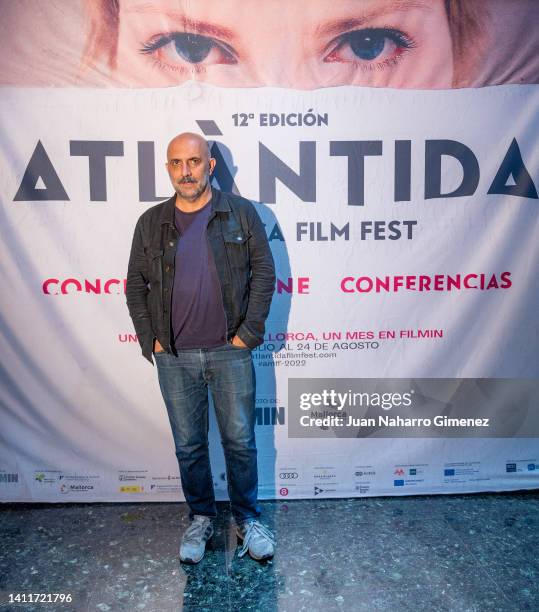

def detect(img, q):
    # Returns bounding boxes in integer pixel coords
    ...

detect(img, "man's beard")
[175,175,209,201]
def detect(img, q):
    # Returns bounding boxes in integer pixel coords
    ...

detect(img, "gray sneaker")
[237,519,275,561]
[179,515,214,564]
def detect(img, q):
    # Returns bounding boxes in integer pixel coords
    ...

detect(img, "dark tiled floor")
[0,491,537,612]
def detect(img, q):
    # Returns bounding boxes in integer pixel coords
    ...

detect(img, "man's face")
[166,137,214,201]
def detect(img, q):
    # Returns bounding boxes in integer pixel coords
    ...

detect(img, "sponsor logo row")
[2,460,536,497]
[0,470,182,495]
[276,461,539,495]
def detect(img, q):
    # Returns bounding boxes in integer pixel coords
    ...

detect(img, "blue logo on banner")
[527,464,536,471]
[409,468,417,475]
[444,469,455,476]
[394,480,405,486]
[506,463,517,473]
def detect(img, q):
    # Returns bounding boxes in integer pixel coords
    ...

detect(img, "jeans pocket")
[228,342,250,351]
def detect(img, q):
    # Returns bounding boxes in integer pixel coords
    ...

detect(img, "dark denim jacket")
[126,189,275,363]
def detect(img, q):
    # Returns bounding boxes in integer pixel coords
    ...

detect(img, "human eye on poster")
[0,0,538,502]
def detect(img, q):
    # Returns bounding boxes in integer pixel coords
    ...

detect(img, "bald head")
[166,132,210,161]
[166,132,216,208]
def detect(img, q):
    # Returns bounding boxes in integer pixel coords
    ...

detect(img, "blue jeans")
[154,343,260,523]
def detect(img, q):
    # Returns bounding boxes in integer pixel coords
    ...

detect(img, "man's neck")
[175,187,212,213]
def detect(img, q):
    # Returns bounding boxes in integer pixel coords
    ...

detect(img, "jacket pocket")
[144,248,164,283]
[223,231,249,270]
[224,231,249,245]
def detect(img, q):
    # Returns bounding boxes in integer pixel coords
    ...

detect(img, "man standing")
[126,133,275,563]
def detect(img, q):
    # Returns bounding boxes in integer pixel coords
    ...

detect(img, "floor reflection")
[0,492,537,611]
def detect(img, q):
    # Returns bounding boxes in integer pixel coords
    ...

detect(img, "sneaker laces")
[183,517,211,545]
[237,520,275,558]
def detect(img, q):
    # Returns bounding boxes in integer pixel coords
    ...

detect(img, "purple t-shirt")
[171,199,227,349]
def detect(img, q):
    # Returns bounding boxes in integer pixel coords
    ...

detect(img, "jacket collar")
[159,187,230,225]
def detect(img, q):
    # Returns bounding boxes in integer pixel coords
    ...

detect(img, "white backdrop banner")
[1,81,538,502]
